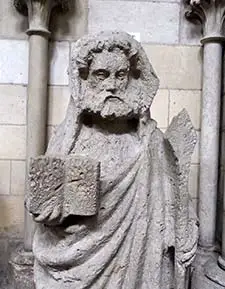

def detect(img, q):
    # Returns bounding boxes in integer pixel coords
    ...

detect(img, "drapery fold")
[34,122,177,289]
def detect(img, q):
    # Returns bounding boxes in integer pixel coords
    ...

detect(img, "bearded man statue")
[26,31,198,289]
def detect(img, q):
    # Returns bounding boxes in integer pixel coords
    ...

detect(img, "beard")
[100,100,132,119]
[78,84,147,120]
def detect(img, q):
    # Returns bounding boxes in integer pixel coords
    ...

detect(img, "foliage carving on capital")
[14,0,70,15]
[14,0,28,16]
[14,0,71,33]
[185,0,225,37]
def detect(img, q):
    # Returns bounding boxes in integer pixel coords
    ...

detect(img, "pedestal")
[9,245,34,289]
[191,247,225,289]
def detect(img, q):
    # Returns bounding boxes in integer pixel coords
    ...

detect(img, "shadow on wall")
[50,0,79,37]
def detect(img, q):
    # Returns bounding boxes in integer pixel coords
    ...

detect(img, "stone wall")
[0,0,202,236]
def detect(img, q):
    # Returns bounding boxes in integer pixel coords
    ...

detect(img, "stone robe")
[32,99,196,289]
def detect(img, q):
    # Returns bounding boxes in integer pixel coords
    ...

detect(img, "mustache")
[103,95,124,103]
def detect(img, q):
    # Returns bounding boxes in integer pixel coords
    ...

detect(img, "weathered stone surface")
[28,31,198,289]
[63,156,100,217]
[27,155,100,222]
[192,131,200,164]
[169,89,201,130]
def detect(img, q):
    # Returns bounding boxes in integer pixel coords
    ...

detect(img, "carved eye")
[94,69,109,80]
[116,70,128,80]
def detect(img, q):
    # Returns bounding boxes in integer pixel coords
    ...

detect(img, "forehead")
[90,50,130,71]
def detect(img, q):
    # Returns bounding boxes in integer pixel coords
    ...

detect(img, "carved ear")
[78,67,89,80]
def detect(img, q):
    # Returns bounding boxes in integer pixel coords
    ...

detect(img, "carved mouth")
[104,95,124,103]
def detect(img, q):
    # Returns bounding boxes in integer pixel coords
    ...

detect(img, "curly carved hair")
[75,32,141,81]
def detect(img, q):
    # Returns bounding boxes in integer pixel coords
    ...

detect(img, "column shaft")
[24,34,49,251]
[199,42,223,247]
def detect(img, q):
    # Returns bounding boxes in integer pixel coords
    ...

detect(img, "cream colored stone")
[0,195,24,230]
[89,1,180,44]
[151,89,169,128]
[0,85,26,125]
[49,42,70,86]
[143,45,202,89]
[0,161,10,195]
[0,1,28,39]
[0,125,26,159]
[191,198,198,215]
[50,0,88,41]
[48,86,70,125]
[0,40,28,84]
[169,89,201,130]
[11,161,25,196]
[188,164,199,199]
[47,125,57,143]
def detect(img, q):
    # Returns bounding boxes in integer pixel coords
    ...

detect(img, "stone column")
[185,0,225,249]
[185,1,225,288]
[14,0,70,251]
[10,1,70,288]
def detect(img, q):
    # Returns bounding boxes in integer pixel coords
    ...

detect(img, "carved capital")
[185,0,225,41]
[14,0,71,36]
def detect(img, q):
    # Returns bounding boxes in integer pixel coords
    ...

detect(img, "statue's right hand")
[33,200,62,225]
[25,185,64,226]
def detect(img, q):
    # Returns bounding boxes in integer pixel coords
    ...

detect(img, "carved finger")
[183,224,198,253]
[183,239,198,253]
[181,254,196,268]
[34,207,52,223]
[181,241,198,264]
[48,205,61,223]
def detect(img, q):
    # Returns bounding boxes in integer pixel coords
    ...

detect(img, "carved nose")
[105,79,117,94]
[106,87,117,94]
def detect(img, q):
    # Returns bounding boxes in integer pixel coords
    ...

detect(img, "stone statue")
[25,31,199,289]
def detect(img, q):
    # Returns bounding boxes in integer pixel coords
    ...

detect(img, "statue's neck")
[80,113,139,135]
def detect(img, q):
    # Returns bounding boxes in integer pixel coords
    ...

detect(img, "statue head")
[70,31,159,120]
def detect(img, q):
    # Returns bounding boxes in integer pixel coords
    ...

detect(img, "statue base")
[191,247,225,289]
[204,257,225,288]
[9,245,35,289]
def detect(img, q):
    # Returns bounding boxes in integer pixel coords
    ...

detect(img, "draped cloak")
[32,99,196,289]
